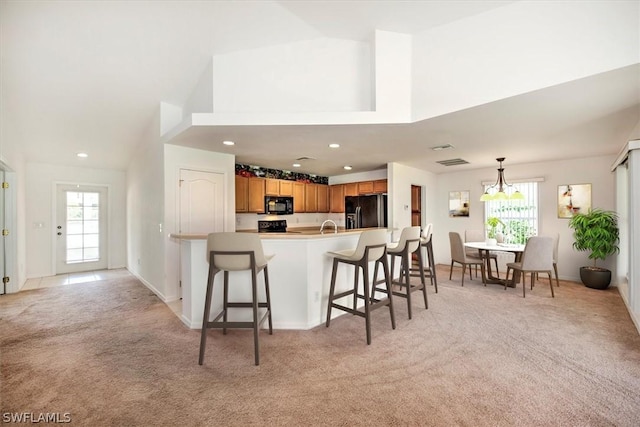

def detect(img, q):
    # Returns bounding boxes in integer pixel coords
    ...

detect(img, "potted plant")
[568,208,620,289]
[485,216,504,246]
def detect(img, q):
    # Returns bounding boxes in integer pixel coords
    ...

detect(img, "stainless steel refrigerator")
[345,194,387,229]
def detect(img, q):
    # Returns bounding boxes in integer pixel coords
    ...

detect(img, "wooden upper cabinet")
[235,175,248,212]
[279,180,293,196]
[358,181,374,195]
[345,182,358,197]
[248,177,265,213]
[373,179,387,194]
[265,178,279,196]
[305,183,318,212]
[293,182,305,213]
[317,185,330,213]
[330,184,345,213]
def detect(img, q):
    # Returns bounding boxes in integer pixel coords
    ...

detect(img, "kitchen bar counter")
[171,228,392,330]
[171,227,375,240]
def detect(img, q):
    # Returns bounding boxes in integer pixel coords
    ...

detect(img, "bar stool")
[410,223,438,293]
[375,226,427,319]
[326,229,395,345]
[199,232,273,366]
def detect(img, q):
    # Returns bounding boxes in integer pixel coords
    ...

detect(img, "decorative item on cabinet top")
[235,163,328,184]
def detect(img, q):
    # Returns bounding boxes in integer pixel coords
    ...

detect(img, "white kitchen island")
[171,228,392,330]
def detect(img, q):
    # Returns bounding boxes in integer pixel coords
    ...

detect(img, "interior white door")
[56,185,108,274]
[0,170,4,294]
[179,169,225,235]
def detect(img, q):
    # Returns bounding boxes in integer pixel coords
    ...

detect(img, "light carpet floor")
[1,266,639,426]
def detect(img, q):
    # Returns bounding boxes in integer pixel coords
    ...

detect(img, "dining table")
[463,241,526,288]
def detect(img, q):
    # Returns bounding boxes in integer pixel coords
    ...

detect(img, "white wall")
[387,162,438,241]
[432,155,617,284]
[127,114,166,298]
[163,144,235,301]
[212,38,372,113]
[412,0,640,121]
[25,162,126,279]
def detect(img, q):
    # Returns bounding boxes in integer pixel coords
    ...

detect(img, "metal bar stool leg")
[199,264,217,365]
[263,266,273,334]
[326,258,339,327]
[381,255,396,330]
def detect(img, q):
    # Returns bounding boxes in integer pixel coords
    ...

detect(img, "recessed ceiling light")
[76,152,88,158]
[328,143,340,148]
[292,163,301,168]
[223,140,235,146]
[343,165,352,170]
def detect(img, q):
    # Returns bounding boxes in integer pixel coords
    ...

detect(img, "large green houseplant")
[568,208,620,289]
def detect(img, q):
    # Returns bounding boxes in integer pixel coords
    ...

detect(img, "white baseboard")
[618,282,640,334]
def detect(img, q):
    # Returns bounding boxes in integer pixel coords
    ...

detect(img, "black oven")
[265,196,294,215]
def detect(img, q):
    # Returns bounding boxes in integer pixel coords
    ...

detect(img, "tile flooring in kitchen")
[21,268,132,291]
[20,268,183,317]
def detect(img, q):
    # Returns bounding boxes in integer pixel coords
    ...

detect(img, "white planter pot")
[486,238,497,246]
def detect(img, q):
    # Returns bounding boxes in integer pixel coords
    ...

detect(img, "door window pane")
[65,191,101,264]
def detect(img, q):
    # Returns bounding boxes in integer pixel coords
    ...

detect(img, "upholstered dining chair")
[199,232,274,366]
[464,229,499,278]
[552,233,560,287]
[505,236,555,298]
[449,232,485,286]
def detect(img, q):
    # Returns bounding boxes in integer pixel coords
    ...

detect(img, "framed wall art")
[558,183,591,218]
[449,190,470,217]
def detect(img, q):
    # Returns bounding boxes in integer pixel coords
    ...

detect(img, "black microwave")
[265,196,294,215]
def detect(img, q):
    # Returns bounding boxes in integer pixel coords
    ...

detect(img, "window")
[65,191,100,263]
[483,181,538,244]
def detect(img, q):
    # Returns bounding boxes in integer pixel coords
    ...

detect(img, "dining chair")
[449,232,486,286]
[505,236,555,298]
[552,233,560,287]
[464,229,499,278]
[199,232,274,366]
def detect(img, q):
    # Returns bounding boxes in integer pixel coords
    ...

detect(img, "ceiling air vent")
[296,156,315,161]
[436,158,469,166]
[430,144,455,151]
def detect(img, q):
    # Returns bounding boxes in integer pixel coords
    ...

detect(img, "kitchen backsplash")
[236,212,344,231]
[235,163,328,184]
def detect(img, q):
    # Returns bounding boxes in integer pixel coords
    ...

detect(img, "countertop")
[170,227,393,240]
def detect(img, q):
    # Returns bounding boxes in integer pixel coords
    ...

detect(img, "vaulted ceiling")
[1,1,638,176]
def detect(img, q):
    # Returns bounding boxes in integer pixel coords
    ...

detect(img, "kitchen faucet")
[320,219,338,234]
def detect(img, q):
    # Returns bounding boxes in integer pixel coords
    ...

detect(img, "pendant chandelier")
[480,157,525,201]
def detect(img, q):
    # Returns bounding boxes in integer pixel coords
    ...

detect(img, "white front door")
[56,185,108,274]
[179,169,225,235]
